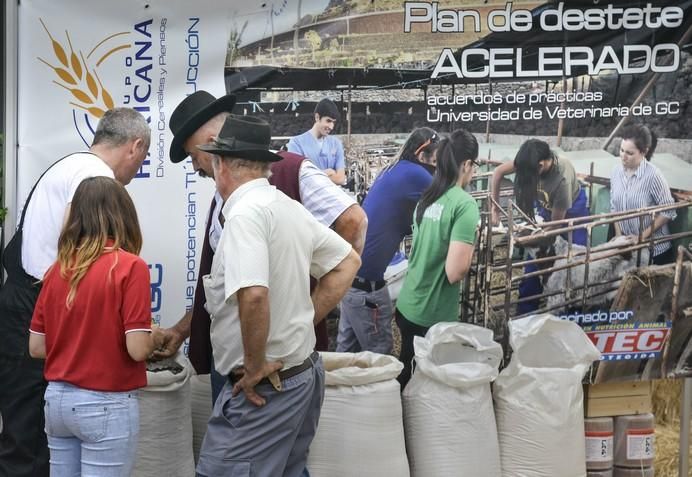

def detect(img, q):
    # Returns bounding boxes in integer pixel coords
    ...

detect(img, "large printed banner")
[223,0,692,382]
[18,1,229,334]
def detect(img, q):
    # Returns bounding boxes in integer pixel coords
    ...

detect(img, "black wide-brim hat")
[197,115,283,162]
[169,91,237,163]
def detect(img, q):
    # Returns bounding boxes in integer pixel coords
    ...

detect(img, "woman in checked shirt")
[610,123,677,265]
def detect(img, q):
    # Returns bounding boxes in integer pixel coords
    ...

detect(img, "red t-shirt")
[30,249,151,391]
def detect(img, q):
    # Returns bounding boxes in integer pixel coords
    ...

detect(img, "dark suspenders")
[1,154,82,283]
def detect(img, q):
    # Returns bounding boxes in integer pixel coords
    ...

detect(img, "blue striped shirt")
[610,160,677,257]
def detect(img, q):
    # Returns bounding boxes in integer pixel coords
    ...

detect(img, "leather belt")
[228,351,319,388]
[351,277,386,293]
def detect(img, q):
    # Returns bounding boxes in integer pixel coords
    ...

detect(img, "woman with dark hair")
[28,177,162,476]
[490,138,589,314]
[611,124,676,264]
[395,129,480,388]
[336,127,439,355]
[491,139,588,241]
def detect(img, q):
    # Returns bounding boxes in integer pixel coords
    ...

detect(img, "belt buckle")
[362,278,374,292]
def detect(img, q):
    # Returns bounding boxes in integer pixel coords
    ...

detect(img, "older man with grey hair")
[196,114,360,477]
[155,91,367,406]
[0,107,150,477]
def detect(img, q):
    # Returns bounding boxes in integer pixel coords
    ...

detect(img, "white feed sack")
[494,315,601,477]
[133,352,195,477]
[307,351,409,477]
[190,374,213,463]
[384,258,408,302]
[403,322,503,477]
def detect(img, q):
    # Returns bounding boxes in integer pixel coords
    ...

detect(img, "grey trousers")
[336,285,393,354]
[196,356,325,477]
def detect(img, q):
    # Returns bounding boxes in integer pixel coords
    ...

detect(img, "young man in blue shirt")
[288,98,346,185]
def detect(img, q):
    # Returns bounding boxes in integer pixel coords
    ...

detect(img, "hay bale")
[655,421,691,477]
[652,379,690,477]
[652,379,682,425]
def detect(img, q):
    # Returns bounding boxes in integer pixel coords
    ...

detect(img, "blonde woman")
[29,177,162,477]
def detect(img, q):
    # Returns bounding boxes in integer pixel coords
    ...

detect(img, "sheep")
[544,235,650,312]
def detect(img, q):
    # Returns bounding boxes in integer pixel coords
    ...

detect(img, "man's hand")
[151,327,166,351]
[231,360,284,407]
[151,312,192,360]
[236,286,274,406]
[151,327,185,359]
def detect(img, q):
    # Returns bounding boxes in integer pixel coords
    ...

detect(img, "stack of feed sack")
[403,322,503,477]
[133,352,194,477]
[307,351,409,477]
[494,315,601,477]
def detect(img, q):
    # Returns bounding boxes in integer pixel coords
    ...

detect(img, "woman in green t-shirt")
[395,129,480,388]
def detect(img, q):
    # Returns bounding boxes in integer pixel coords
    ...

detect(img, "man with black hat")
[157,91,366,403]
[195,114,360,477]
[288,97,346,185]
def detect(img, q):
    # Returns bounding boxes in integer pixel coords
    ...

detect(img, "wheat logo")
[37,19,131,145]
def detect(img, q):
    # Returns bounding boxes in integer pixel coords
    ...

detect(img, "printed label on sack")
[627,429,655,460]
[585,432,613,462]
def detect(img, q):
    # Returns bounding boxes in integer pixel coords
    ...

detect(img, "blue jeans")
[337,285,394,354]
[518,187,590,315]
[43,382,139,477]
[536,186,589,246]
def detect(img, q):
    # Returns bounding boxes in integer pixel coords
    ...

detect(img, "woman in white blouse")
[610,124,677,265]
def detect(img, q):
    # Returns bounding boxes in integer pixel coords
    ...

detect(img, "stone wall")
[252,52,691,161]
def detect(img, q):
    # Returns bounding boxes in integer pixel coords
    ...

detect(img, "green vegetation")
[227,21,248,67]
[305,30,322,61]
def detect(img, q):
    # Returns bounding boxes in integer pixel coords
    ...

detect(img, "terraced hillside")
[232,3,542,69]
